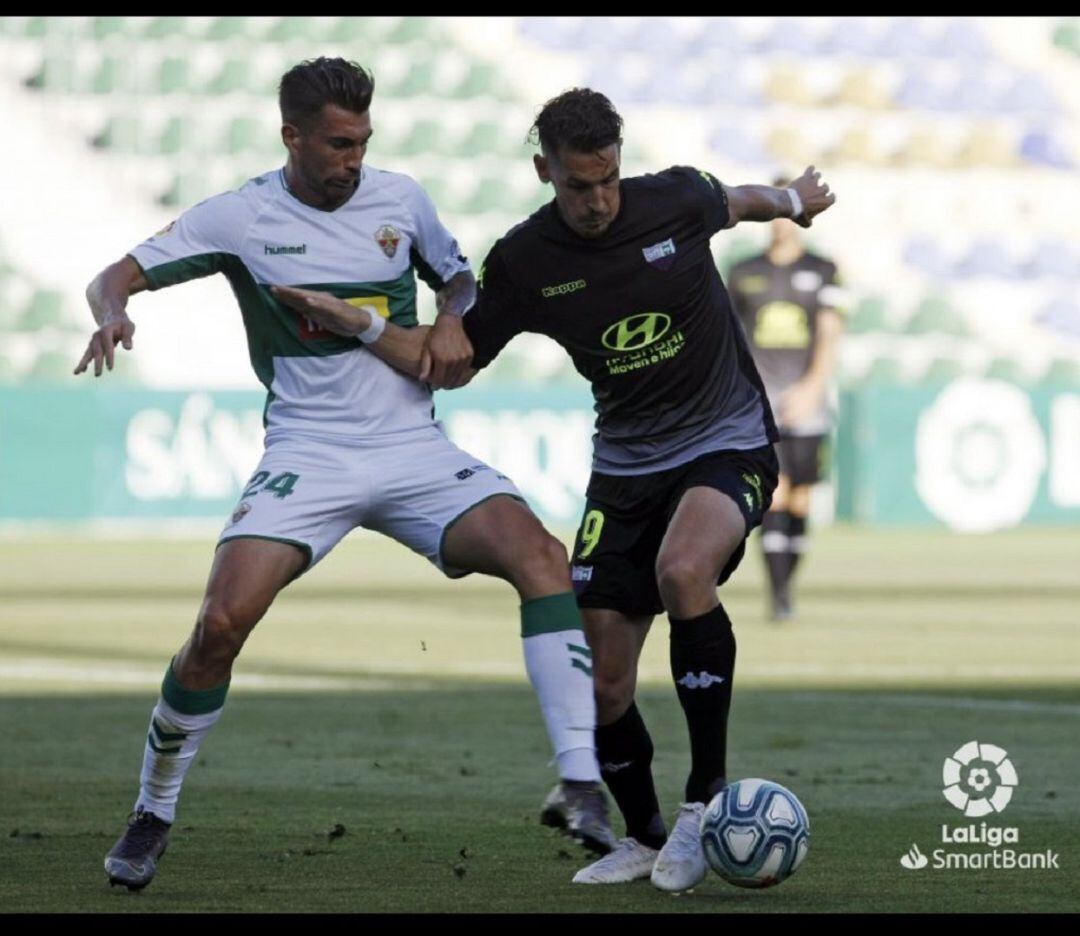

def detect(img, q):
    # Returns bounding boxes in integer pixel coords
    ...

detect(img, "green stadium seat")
[387,18,437,44]
[321,17,380,44]
[203,17,249,42]
[984,357,1026,383]
[89,56,130,95]
[142,17,187,40]
[1051,20,1080,56]
[904,295,969,337]
[221,117,269,155]
[18,290,69,330]
[27,351,80,382]
[202,60,252,95]
[89,16,128,41]
[91,115,141,153]
[155,116,194,156]
[23,16,49,38]
[921,356,966,383]
[155,57,191,95]
[158,172,212,209]
[846,296,891,334]
[461,177,521,215]
[446,62,513,101]
[0,352,17,384]
[392,119,446,157]
[265,17,317,43]
[385,60,437,98]
[861,356,905,384]
[24,56,75,93]
[416,176,455,211]
[1040,357,1080,385]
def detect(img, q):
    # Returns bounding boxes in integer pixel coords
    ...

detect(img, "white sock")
[521,593,601,783]
[134,696,224,824]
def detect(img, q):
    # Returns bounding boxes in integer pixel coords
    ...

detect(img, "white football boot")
[571,837,660,884]
[650,802,708,892]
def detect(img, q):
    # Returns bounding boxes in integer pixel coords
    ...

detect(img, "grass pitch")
[0,526,1077,912]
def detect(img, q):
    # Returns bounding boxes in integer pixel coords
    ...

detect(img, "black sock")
[670,604,735,804]
[786,513,807,581]
[761,511,790,605]
[596,702,666,849]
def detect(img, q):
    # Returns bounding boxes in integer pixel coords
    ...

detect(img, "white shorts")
[218,425,524,577]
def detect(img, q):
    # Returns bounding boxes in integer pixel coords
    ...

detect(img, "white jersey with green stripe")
[128,165,470,441]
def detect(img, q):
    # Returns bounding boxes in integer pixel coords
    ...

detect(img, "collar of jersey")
[277,165,365,213]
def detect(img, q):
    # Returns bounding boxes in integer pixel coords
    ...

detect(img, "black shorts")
[776,433,827,487]
[570,445,779,617]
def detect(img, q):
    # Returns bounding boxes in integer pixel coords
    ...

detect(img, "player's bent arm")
[75,256,148,376]
[270,284,431,379]
[723,165,836,229]
[804,307,843,389]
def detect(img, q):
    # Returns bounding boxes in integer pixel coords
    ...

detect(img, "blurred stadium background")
[1,16,1078,912]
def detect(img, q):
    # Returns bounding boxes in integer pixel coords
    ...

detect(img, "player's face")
[283,104,372,210]
[535,144,621,239]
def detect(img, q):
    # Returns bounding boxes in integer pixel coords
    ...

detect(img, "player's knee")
[594,669,634,722]
[194,598,255,663]
[509,532,570,594]
[655,556,711,604]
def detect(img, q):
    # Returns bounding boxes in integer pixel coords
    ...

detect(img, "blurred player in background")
[727,179,845,621]
[282,89,836,892]
[74,58,613,893]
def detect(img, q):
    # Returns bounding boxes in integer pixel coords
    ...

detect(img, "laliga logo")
[942,741,1018,817]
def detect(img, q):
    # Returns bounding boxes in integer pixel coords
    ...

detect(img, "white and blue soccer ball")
[700,778,810,888]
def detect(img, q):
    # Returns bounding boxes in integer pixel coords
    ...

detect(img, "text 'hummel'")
[265,244,307,255]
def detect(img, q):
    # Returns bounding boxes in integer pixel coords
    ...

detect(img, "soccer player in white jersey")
[74,58,614,891]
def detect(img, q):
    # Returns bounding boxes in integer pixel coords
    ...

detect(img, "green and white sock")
[521,592,601,783]
[134,662,229,824]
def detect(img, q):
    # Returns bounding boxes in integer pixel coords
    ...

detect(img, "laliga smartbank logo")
[899,741,1060,872]
[942,740,1017,816]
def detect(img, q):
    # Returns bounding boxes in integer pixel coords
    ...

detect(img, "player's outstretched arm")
[270,285,431,379]
[723,166,836,229]
[423,272,477,389]
[74,256,148,377]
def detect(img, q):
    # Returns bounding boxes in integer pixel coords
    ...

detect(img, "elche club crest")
[375,224,402,258]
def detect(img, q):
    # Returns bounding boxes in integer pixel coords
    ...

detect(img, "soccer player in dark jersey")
[279,89,835,890]
[728,180,846,621]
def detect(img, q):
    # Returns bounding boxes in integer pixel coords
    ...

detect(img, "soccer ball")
[700,778,810,888]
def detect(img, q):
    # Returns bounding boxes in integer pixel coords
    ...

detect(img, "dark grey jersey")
[464,166,777,475]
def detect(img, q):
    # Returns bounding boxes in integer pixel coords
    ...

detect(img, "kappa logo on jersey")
[541,278,587,298]
[230,501,252,525]
[601,313,672,351]
[375,224,402,258]
[153,220,176,238]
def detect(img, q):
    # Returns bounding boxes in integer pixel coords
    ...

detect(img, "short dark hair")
[530,88,623,156]
[279,57,375,129]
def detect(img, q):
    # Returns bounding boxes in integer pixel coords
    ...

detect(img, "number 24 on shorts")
[242,471,301,499]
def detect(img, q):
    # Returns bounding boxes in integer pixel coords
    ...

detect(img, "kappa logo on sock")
[602,760,634,774]
[677,671,726,689]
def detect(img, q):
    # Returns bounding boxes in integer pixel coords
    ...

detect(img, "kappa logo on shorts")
[742,472,763,510]
[454,464,490,481]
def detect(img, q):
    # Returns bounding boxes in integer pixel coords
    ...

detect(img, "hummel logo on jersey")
[677,671,726,689]
[265,244,307,255]
[541,279,586,298]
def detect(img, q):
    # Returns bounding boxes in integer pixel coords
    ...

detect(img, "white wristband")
[786,187,803,220]
[356,306,386,345]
